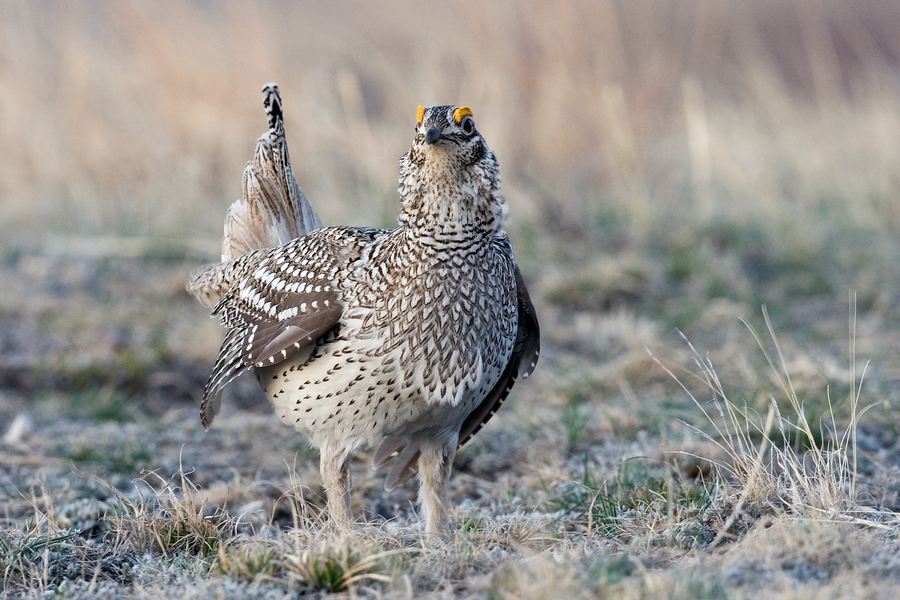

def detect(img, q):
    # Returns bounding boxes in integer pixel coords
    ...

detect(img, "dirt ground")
[2,227,900,598]
[3,1,900,597]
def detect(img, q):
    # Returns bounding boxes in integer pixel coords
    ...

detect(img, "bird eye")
[461,117,474,135]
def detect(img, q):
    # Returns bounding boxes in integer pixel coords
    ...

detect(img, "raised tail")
[188,83,322,309]
[221,83,322,262]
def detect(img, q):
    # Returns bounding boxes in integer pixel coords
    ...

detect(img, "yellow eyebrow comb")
[453,106,473,124]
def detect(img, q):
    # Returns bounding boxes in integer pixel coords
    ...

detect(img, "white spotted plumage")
[188,89,540,535]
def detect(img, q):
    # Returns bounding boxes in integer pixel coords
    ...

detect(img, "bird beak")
[424,127,444,145]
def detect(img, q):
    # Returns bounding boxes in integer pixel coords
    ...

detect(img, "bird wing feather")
[201,227,386,428]
[200,307,341,428]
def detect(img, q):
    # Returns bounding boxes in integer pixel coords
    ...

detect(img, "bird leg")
[417,440,457,536]
[320,448,352,529]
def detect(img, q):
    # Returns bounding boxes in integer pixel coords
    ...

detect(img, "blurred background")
[4,5,900,593]
[3,0,899,237]
[2,0,900,451]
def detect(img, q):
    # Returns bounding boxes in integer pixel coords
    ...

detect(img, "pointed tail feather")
[189,84,322,309]
[373,434,407,470]
[384,441,422,491]
[221,83,322,262]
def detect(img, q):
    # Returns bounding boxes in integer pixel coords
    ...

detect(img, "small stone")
[3,412,34,445]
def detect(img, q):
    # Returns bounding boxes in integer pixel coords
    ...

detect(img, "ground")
[3,214,900,598]
[3,1,900,598]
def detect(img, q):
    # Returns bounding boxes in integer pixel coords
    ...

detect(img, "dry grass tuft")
[103,467,233,559]
[649,298,900,551]
[0,482,137,595]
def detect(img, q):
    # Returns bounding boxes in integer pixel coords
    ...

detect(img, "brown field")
[3,1,900,597]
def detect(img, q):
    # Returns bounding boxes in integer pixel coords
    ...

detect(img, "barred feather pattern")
[260,231,515,448]
[192,99,540,533]
[251,108,524,455]
[222,83,322,262]
[200,226,384,428]
[188,84,322,311]
[372,264,539,487]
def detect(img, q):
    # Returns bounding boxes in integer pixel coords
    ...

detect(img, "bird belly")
[258,324,513,451]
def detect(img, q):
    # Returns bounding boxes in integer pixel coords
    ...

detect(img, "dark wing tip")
[514,266,540,379]
[199,390,222,430]
[455,265,541,448]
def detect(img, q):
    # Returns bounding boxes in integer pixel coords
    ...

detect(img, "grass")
[2,0,900,597]
[652,306,875,520]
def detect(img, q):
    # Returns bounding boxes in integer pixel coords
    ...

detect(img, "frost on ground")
[2,244,900,599]
[4,1,900,596]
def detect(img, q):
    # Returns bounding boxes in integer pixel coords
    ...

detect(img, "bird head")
[413,105,486,166]
[398,105,507,235]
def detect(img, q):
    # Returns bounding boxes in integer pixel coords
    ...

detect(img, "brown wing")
[200,307,341,429]
[375,265,540,487]
[200,227,383,428]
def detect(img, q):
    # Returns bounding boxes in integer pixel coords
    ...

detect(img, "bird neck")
[397,160,508,242]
